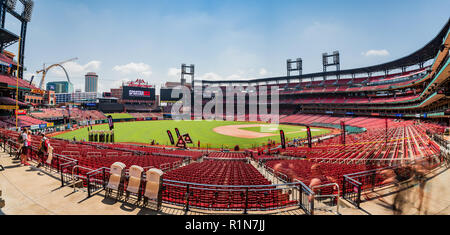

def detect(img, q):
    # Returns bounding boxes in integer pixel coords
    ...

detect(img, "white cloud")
[197,68,270,82]
[198,72,223,81]
[227,74,242,80]
[47,60,102,78]
[113,62,152,77]
[112,78,131,88]
[168,67,181,77]
[259,68,268,76]
[362,49,390,57]
[23,72,38,87]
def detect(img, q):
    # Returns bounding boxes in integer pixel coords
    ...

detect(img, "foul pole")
[15,36,21,130]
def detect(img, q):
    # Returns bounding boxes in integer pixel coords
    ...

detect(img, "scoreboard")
[122,86,155,101]
[160,88,183,102]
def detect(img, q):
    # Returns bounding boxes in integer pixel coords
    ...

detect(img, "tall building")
[55,93,71,104]
[71,90,99,103]
[85,72,98,92]
[54,91,100,105]
[46,81,73,94]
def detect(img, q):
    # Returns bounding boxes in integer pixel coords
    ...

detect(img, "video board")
[122,86,155,101]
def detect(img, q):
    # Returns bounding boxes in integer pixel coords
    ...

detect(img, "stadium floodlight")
[287,58,303,76]
[22,0,34,22]
[5,0,18,11]
[296,58,302,69]
[333,51,340,64]
[322,53,328,66]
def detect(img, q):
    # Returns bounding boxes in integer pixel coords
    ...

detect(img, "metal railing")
[162,179,313,214]
[80,165,316,214]
[294,179,315,215]
[86,167,107,197]
[433,134,450,152]
[312,183,340,214]
[342,175,363,208]
[260,164,290,183]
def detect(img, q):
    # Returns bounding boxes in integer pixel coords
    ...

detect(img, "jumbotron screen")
[160,88,183,102]
[122,86,156,101]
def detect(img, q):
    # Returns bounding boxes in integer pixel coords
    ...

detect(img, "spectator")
[411,159,433,215]
[308,164,337,199]
[36,133,50,168]
[379,164,414,215]
[273,163,337,202]
[14,129,25,160]
[20,128,30,166]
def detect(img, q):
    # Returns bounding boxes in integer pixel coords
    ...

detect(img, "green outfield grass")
[55,120,330,149]
[106,113,135,119]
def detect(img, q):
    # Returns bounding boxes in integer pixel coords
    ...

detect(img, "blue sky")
[3,0,450,92]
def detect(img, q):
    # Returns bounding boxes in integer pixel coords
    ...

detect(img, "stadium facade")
[190,18,450,126]
[0,1,449,215]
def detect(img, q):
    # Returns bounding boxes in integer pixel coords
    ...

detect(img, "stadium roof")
[0,97,27,107]
[201,18,450,84]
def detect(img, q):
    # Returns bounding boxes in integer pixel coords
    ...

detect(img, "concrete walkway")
[0,151,163,215]
[357,165,450,215]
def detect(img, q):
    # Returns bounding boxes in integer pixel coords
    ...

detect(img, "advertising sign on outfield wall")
[15,110,27,115]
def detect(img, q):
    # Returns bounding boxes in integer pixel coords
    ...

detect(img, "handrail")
[312,182,340,214]
[72,165,94,180]
[312,183,340,197]
[87,167,108,176]
[293,179,315,195]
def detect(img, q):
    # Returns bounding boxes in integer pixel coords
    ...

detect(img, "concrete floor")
[357,165,450,215]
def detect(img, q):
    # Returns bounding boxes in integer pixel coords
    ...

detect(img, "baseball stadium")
[0,0,450,218]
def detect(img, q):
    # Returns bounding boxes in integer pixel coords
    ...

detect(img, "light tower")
[0,0,35,78]
[322,51,341,81]
[181,64,195,87]
[287,58,302,77]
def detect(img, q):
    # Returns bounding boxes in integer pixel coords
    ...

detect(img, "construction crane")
[36,57,78,90]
